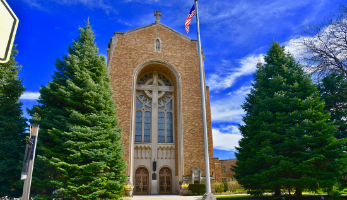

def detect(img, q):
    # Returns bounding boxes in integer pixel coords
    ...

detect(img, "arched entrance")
[135,167,149,194]
[129,60,184,194]
[159,167,172,193]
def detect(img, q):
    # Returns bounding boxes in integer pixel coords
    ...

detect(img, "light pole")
[21,124,39,200]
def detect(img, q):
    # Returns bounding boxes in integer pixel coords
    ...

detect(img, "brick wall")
[220,159,237,180]
[210,158,238,183]
[206,86,214,159]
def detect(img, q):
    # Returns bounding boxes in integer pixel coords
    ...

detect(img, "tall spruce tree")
[317,73,347,139]
[233,41,347,197]
[317,73,347,188]
[0,46,27,197]
[28,21,126,199]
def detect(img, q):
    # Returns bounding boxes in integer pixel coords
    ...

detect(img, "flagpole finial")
[154,11,162,23]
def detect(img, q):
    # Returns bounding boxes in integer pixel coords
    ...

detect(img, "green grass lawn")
[216,195,252,200]
[213,195,347,200]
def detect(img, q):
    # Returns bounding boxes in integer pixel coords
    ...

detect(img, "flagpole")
[194,1,215,199]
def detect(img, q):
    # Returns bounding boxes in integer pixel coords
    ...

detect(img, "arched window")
[135,72,174,143]
[155,38,161,52]
[135,73,153,143]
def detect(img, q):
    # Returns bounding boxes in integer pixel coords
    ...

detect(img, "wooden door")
[159,167,172,193]
[135,167,149,194]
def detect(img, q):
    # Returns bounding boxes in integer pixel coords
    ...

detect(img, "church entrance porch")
[159,167,172,194]
[135,167,149,194]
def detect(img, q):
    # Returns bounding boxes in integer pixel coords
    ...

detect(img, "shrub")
[188,184,206,195]
[213,182,224,194]
[228,180,241,192]
[223,182,228,192]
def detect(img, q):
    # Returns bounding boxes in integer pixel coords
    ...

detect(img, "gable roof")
[114,22,197,42]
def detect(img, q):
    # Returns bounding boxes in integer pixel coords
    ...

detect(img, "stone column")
[151,71,159,194]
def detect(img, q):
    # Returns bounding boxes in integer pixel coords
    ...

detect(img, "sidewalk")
[123,194,202,200]
[123,194,250,200]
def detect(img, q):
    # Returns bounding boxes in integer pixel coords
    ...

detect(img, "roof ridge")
[114,22,197,42]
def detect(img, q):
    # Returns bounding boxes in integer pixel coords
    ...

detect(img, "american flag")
[185,4,195,34]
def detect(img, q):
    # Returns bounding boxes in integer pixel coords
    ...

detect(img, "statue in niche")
[191,166,201,184]
[156,39,160,52]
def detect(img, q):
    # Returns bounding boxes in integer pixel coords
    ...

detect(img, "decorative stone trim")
[134,144,152,159]
[157,145,175,159]
[106,34,118,73]
[129,59,184,186]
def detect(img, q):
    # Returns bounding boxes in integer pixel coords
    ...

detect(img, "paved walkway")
[123,194,202,200]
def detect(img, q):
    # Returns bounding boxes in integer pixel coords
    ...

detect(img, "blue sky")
[8,0,344,160]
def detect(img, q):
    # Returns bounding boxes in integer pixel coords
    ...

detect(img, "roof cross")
[154,11,162,23]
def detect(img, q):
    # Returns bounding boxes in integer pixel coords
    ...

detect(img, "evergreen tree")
[317,73,347,188]
[317,73,347,139]
[28,20,126,199]
[233,41,347,197]
[0,46,27,197]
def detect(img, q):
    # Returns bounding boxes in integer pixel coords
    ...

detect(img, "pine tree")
[233,41,347,197]
[317,73,347,139]
[0,46,27,197]
[317,73,347,188]
[28,20,127,199]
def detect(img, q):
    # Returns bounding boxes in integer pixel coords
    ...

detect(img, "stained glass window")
[136,72,174,144]
[167,112,173,143]
[136,98,143,109]
[166,100,172,110]
[135,111,142,142]
[144,112,151,142]
[158,112,165,143]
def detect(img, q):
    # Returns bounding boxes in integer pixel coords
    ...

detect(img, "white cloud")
[22,0,43,9]
[123,0,160,3]
[284,37,305,61]
[284,19,347,79]
[23,0,114,13]
[20,92,40,100]
[233,86,252,95]
[220,124,241,133]
[207,55,263,91]
[211,86,251,123]
[284,37,321,77]
[193,0,322,44]
[211,106,244,124]
[213,128,242,151]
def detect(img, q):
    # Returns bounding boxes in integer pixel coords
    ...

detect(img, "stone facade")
[107,12,229,194]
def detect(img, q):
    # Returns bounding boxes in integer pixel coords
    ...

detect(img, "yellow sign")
[0,0,18,63]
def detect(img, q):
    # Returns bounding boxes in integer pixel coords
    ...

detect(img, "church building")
[107,11,231,194]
